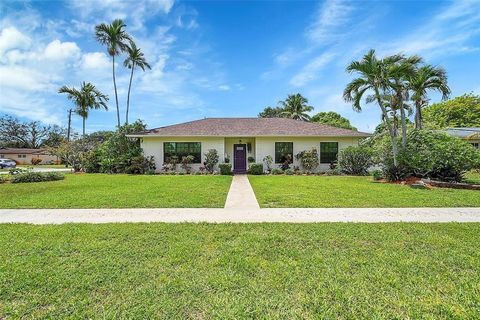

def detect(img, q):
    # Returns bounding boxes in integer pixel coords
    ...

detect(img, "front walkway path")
[0,208,479,224]
[224,174,260,209]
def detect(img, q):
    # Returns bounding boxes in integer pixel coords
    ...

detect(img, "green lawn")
[0,174,232,208]
[249,175,480,208]
[1,223,479,318]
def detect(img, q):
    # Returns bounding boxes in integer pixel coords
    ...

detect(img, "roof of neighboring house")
[0,148,50,155]
[129,118,371,137]
[444,127,480,139]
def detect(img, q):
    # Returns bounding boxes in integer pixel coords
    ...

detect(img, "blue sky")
[1,0,479,133]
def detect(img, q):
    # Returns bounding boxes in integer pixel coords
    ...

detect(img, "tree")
[279,93,313,121]
[95,19,132,127]
[409,64,450,129]
[423,93,480,129]
[0,115,66,148]
[258,106,286,118]
[124,40,151,124]
[343,49,403,166]
[311,111,357,130]
[59,82,109,136]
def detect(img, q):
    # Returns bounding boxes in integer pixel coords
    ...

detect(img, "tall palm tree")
[59,82,109,136]
[409,65,450,129]
[95,19,132,127]
[279,93,314,121]
[343,49,405,166]
[123,40,151,124]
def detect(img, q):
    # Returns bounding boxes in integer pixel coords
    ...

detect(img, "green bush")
[0,175,8,183]
[403,130,480,182]
[248,163,264,175]
[180,155,195,174]
[295,148,319,173]
[338,146,374,175]
[371,169,383,181]
[248,156,255,163]
[11,172,65,183]
[284,169,294,175]
[219,163,232,175]
[271,168,283,175]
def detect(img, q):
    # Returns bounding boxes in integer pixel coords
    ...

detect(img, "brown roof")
[130,118,371,137]
[0,148,49,154]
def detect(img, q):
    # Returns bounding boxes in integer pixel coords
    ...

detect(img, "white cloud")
[80,52,110,70]
[0,27,31,55]
[218,85,230,91]
[44,40,81,61]
[290,52,335,87]
[306,0,354,43]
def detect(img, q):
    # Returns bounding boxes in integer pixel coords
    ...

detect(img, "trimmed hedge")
[11,172,65,183]
[219,163,232,175]
[248,163,263,175]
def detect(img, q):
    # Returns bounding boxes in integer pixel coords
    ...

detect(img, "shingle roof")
[129,118,371,137]
[0,148,49,154]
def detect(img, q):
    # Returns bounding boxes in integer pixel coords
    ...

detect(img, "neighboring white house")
[444,128,480,149]
[127,118,371,173]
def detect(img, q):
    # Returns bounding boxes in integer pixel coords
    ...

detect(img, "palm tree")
[95,19,132,127]
[343,49,405,166]
[279,93,314,121]
[59,82,109,136]
[409,65,450,129]
[123,40,151,124]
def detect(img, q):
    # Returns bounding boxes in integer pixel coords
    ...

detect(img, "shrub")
[284,169,294,175]
[295,148,319,173]
[162,156,178,172]
[338,146,374,175]
[0,175,8,183]
[271,168,283,175]
[280,154,292,171]
[180,155,195,174]
[324,168,342,176]
[204,149,219,173]
[403,130,480,182]
[31,157,42,165]
[263,155,273,172]
[371,169,383,181]
[382,164,411,182]
[125,155,156,174]
[248,163,263,175]
[219,163,232,175]
[11,171,65,183]
[248,156,255,163]
[80,149,101,173]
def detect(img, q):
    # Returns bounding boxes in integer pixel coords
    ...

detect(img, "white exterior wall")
[255,136,360,172]
[141,135,361,173]
[141,136,225,172]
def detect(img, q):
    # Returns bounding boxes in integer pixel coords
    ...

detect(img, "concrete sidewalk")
[0,208,479,224]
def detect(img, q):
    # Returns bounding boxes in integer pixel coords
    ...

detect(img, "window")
[17,154,26,158]
[471,142,479,149]
[320,142,338,164]
[164,142,201,163]
[275,142,293,163]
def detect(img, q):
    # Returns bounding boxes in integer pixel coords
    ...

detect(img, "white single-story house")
[444,127,480,149]
[128,117,371,173]
[0,148,59,165]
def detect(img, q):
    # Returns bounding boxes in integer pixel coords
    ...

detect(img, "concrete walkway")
[0,208,479,224]
[224,174,260,209]
[0,167,72,174]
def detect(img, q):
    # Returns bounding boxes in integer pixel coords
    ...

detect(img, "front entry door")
[233,144,247,173]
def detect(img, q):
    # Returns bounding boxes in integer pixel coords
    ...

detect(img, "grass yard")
[1,223,479,318]
[249,175,480,208]
[465,170,480,184]
[0,174,232,208]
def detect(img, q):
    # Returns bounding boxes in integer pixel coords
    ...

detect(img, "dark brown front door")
[233,144,247,173]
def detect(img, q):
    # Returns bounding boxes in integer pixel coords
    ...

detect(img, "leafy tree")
[258,106,286,118]
[279,93,313,121]
[95,19,132,127]
[311,111,356,130]
[124,40,151,124]
[423,94,480,129]
[338,146,374,175]
[0,115,67,148]
[409,65,450,129]
[58,82,109,136]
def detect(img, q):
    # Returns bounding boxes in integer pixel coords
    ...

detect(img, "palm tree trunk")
[126,63,135,125]
[82,117,86,137]
[397,91,407,148]
[375,88,398,167]
[112,55,120,127]
[415,100,422,130]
